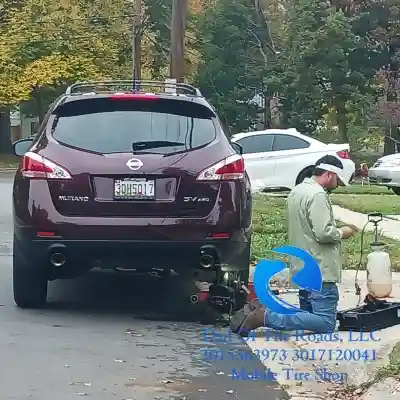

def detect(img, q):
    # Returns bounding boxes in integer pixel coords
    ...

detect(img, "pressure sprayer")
[355,212,392,305]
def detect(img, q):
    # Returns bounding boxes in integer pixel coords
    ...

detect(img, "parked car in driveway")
[231,128,355,191]
[368,153,400,195]
[11,80,252,308]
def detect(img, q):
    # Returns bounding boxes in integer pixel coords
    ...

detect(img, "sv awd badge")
[58,195,89,202]
[184,197,210,203]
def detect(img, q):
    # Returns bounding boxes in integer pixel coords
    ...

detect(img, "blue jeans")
[264,283,339,333]
[299,290,313,313]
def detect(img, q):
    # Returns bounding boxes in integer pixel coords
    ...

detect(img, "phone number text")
[201,348,377,362]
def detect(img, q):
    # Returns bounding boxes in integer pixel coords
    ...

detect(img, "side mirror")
[231,142,243,155]
[13,138,34,157]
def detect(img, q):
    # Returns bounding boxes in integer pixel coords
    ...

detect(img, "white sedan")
[231,128,355,191]
[368,153,400,195]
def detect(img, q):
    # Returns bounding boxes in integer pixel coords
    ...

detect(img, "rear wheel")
[296,166,314,185]
[13,237,48,309]
[392,187,400,195]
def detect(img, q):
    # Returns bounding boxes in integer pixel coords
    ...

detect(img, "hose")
[355,220,371,306]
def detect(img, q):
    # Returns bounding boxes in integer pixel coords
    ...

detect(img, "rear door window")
[236,134,273,154]
[51,97,217,154]
[272,134,310,151]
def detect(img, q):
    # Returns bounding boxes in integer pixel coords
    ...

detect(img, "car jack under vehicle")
[189,272,250,324]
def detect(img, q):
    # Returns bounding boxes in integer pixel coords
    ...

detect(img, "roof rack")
[65,80,202,97]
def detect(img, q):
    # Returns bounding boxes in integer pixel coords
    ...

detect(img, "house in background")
[10,108,39,142]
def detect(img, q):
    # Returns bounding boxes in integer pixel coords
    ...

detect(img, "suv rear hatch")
[43,95,226,218]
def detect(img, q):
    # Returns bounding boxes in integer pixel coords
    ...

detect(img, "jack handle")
[368,212,383,223]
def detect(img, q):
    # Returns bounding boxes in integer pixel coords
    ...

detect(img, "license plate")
[114,179,155,200]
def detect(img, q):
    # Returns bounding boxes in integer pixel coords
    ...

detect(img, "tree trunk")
[0,107,12,154]
[263,93,272,128]
[383,134,395,155]
[335,99,348,143]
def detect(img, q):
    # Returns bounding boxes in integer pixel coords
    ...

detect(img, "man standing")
[230,155,357,335]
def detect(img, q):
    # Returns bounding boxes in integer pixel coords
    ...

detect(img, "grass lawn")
[334,184,392,195]
[252,194,400,271]
[376,341,400,381]
[330,193,400,215]
[0,154,20,168]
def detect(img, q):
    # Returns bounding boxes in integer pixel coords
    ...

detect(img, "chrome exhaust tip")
[199,254,214,268]
[190,294,199,304]
[49,252,66,267]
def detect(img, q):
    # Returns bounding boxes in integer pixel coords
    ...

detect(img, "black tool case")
[337,300,400,331]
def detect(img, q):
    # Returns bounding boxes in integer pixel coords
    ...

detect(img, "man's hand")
[345,223,359,232]
[341,225,357,239]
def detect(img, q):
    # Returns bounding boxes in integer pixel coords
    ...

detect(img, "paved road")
[0,173,288,400]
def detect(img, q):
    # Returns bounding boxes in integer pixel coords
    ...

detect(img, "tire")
[392,187,400,195]
[13,236,48,309]
[296,166,314,185]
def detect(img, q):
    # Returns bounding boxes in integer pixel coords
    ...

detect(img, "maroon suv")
[12,80,252,309]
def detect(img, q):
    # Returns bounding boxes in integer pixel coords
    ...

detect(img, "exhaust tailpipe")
[49,252,66,267]
[190,294,199,304]
[199,254,214,268]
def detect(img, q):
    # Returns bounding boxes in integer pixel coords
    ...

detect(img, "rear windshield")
[51,97,217,154]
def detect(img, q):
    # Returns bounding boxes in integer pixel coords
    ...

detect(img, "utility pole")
[132,0,142,82]
[170,0,188,82]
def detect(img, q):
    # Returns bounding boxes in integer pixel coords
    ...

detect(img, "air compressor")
[337,212,400,331]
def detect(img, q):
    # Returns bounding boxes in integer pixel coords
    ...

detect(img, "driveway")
[0,173,288,400]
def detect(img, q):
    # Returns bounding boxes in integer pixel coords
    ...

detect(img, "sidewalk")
[332,205,400,241]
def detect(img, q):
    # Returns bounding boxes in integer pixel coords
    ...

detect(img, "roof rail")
[65,80,202,97]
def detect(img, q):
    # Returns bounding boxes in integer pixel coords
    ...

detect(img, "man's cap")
[315,155,351,186]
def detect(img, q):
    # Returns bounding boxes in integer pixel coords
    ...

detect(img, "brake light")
[210,233,230,238]
[36,231,55,237]
[108,93,158,100]
[337,150,350,159]
[21,152,72,180]
[197,155,245,181]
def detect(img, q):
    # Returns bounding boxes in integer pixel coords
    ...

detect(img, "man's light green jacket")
[287,177,343,283]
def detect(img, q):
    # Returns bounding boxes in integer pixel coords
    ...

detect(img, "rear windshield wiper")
[132,140,185,151]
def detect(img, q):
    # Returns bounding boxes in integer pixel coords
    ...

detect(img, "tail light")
[109,93,158,100]
[21,152,72,180]
[197,154,245,181]
[337,150,350,159]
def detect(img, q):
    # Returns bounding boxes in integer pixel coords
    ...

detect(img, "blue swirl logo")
[253,246,322,314]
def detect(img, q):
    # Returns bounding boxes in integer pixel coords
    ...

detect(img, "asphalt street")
[0,172,288,400]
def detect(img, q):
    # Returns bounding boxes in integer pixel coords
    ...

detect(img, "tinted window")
[237,134,273,154]
[272,134,310,151]
[51,98,217,154]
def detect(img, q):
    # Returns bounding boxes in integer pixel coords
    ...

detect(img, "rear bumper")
[15,232,250,273]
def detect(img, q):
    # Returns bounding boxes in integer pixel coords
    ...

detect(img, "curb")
[0,168,17,173]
